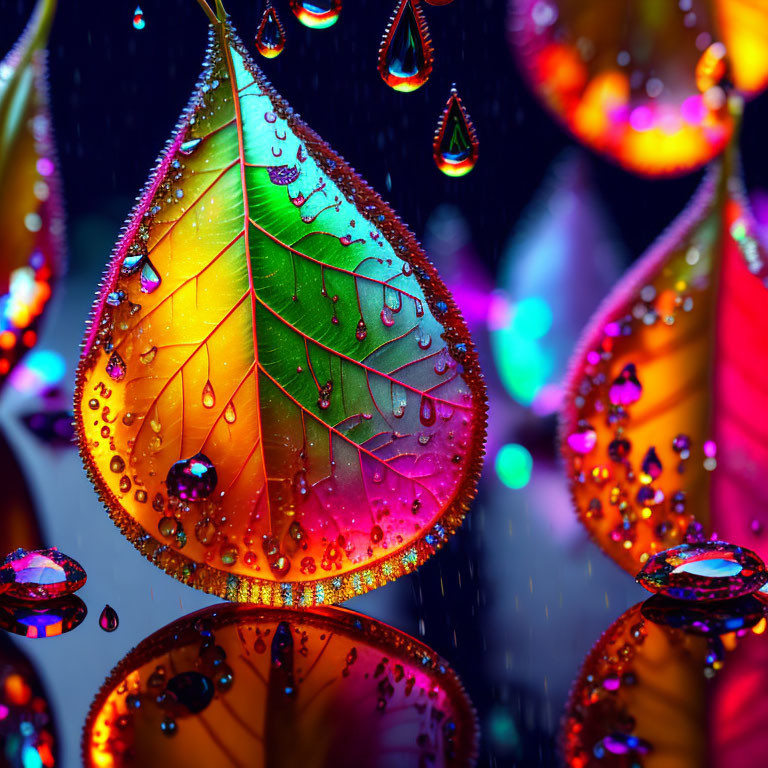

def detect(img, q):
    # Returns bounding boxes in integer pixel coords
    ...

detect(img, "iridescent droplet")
[419,395,436,426]
[224,401,236,423]
[378,0,433,92]
[180,138,201,155]
[166,454,218,502]
[289,0,341,29]
[99,604,119,632]
[0,548,87,600]
[166,671,214,714]
[433,88,478,177]
[106,352,126,381]
[255,5,286,58]
[140,259,161,293]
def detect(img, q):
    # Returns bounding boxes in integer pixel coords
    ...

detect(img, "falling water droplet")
[355,319,367,341]
[166,454,218,502]
[202,380,215,409]
[384,286,403,313]
[289,0,342,29]
[433,87,478,177]
[419,395,436,426]
[224,401,236,423]
[378,0,433,92]
[132,5,145,30]
[106,352,126,381]
[380,306,395,327]
[140,259,161,293]
[255,5,287,58]
[99,604,119,632]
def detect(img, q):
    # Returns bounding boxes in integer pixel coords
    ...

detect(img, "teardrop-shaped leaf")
[75,13,486,605]
[0,0,63,384]
[560,139,768,576]
[84,604,477,768]
[512,0,768,175]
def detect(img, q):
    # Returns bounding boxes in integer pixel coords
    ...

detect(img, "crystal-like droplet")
[224,401,236,423]
[378,0,433,92]
[106,352,126,381]
[202,380,215,409]
[0,548,87,600]
[166,671,214,714]
[255,5,286,59]
[140,258,161,293]
[166,454,218,502]
[132,5,145,30]
[99,604,119,632]
[637,541,768,601]
[289,0,342,29]
[433,88,478,177]
[609,363,642,405]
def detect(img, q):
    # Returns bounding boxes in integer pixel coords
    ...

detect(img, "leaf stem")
[194,0,218,25]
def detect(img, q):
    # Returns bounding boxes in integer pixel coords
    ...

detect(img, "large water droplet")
[106,352,126,381]
[0,594,87,638]
[166,454,218,502]
[566,422,597,454]
[166,671,214,714]
[609,363,642,405]
[99,604,119,632]
[179,138,201,155]
[419,395,436,426]
[637,541,768,601]
[0,548,87,600]
[132,5,145,30]
[434,88,478,177]
[140,259,161,293]
[289,0,341,29]
[255,6,286,58]
[380,306,395,327]
[202,380,215,409]
[378,0,432,92]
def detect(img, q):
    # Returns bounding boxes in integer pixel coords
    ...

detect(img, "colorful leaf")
[560,135,768,576]
[0,0,63,383]
[84,604,478,768]
[74,7,486,605]
[511,0,768,175]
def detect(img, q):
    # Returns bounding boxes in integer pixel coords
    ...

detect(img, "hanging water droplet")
[289,0,342,29]
[255,5,287,58]
[384,285,403,313]
[380,306,395,327]
[434,348,449,375]
[419,394,436,426]
[433,88,478,177]
[99,604,119,632]
[140,258,161,293]
[166,454,218,502]
[106,352,126,381]
[414,298,424,317]
[566,422,597,454]
[132,5,145,30]
[415,325,431,350]
[355,319,367,341]
[224,401,236,423]
[378,0,433,92]
[202,380,215,409]
[391,383,408,418]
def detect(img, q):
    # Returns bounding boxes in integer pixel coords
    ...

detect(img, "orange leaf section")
[512,0,768,175]
[561,150,768,576]
[562,603,708,768]
[84,604,477,768]
[74,21,486,605]
[0,0,63,383]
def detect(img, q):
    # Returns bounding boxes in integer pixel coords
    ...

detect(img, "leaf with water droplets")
[512,0,768,175]
[0,0,64,385]
[83,604,477,768]
[561,137,768,576]
[75,9,486,605]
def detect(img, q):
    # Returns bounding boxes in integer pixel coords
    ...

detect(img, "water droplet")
[0,548,87,600]
[140,346,157,365]
[166,671,214,713]
[433,88,478,177]
[140,259,161,293]
[99,604,119,632]
[378,0,433,92]
[609,363,642,405]
[106,352,126,381]
[132,5,145,30]
[419,395,436,426]
[255,6,287,58]
[166,453,218,502]
[391,383,407,418]
[380,306,395,327]
[355,319,367,341]
[384,286,402,313]
[641,447,663,480]
[179,138,201,155]
[289,0,341,29]
[110,455,125,473]
[637,541,767,601]
[224,401,236,423]
[202,380,215,409]
[566,423,597,454]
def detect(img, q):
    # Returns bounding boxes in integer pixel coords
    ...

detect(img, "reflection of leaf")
[75,8,486,605]
[561,144,768,576]
[84,604,477,768]
[0,0,63,385]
